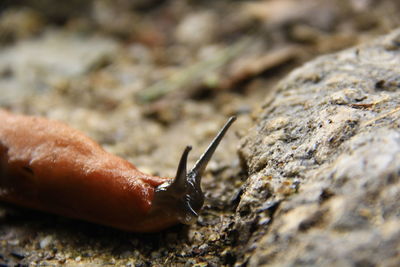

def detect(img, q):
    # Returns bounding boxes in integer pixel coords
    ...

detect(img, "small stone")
[39,235,53,249]
[175,11,217,46]
[7,239,19,246]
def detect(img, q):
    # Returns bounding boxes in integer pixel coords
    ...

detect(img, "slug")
[0,109,235,232]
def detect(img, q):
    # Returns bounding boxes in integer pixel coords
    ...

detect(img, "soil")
[0,0,400,266]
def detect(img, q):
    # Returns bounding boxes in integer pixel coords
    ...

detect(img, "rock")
[175,11,218,46]
[39,235,53,249]
[237,28,400,266]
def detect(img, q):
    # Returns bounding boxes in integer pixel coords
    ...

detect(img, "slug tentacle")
[170,145,192,191]
[151,116,236,225]
[189,116,237,185]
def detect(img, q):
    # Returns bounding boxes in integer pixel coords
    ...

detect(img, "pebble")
[175,11,217,45]
[39,235,53,249]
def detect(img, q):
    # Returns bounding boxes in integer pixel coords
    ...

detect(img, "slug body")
[0,109,235,232]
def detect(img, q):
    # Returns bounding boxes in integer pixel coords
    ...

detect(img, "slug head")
[151,117,236,225]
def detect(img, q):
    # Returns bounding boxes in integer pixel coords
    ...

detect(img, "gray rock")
[237,28,400,266]
[39,235,53,249]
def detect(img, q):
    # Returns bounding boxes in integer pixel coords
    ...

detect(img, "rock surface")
[1,1,400,265]
[238,29,400,266]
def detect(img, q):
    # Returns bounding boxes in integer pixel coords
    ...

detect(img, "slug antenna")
[152,116,236,225]
[170,146,192,191]
[188,116,236,185]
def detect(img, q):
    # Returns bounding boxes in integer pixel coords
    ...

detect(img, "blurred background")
[0,0,400,266]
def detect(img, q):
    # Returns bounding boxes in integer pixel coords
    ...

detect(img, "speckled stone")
[238,28,400,266]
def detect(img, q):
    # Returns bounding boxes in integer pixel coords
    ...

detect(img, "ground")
[0,0,399,266]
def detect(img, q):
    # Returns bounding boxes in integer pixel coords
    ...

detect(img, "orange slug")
[0,109,235,232]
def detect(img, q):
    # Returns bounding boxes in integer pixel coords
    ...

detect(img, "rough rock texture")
[1,1,400,265]
[238,29,400,266]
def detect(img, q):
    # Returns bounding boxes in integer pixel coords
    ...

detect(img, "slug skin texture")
[0,109,176,232]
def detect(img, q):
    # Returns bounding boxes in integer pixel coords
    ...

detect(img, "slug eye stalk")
[151,116,236,225]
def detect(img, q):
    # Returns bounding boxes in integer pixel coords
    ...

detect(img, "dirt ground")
[0,0,400,266]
